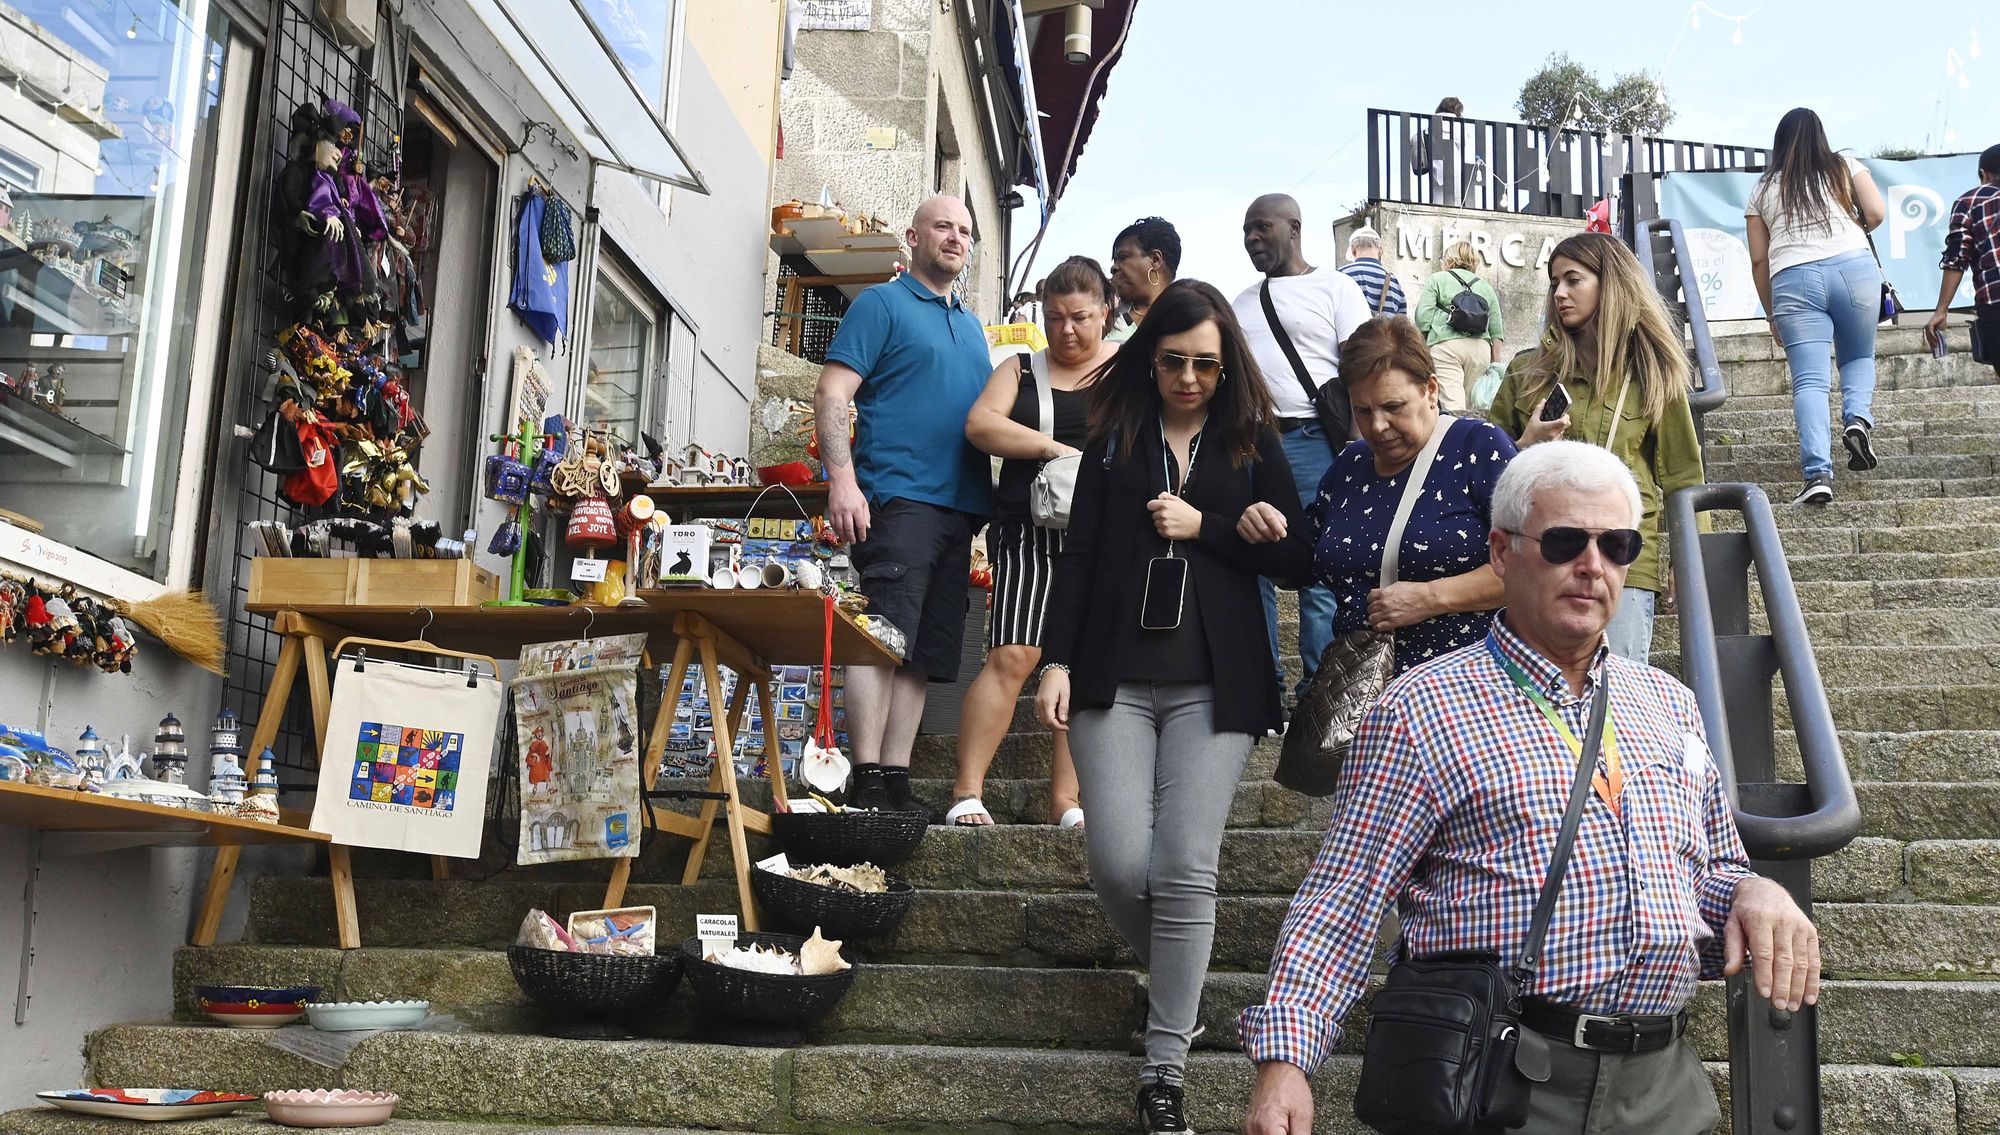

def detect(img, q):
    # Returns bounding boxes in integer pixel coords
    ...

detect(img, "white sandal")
[1057,806,1085,829]
[944,796,993,826]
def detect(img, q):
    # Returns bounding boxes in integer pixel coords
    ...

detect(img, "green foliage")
[1888,1051,1930,1068]
[1871,145,1926,161]
[1515,53,1674,134]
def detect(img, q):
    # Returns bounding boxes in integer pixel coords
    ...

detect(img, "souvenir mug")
[760,559,794,588]
[710,566,738,589]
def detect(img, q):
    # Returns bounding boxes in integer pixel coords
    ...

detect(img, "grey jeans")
[1069,681,1253,1086]
[1524,1035,1720,1134]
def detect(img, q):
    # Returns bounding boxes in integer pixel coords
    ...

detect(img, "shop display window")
[0,1,243,580]
[582,262,658,447]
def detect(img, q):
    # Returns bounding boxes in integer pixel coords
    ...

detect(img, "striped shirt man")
[1338,256,1406,317]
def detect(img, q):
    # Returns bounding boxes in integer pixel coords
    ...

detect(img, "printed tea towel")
[514,633,648,864]
[310,658,504,857]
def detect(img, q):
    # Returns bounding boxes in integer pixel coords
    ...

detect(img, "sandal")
[1057,806,1086,830]
[944,796,994,826]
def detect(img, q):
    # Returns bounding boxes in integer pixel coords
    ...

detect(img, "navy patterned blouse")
[1306,415,1519,674]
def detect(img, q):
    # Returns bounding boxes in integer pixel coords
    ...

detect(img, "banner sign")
[1659,155,1981,321]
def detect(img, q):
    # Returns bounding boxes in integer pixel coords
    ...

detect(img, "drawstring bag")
[248,407,307,473]
[800,595,851,796]
[541,194,577,264]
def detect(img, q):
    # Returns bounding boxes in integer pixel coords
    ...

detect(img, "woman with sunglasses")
[1237,316,1517,674]
[1035,280,1307,1135]
[1488,232,1704,662]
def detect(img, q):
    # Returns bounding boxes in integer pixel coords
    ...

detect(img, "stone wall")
[1334,202,1587,363]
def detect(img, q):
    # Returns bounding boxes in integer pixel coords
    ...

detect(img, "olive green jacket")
[1487,350,1705,595]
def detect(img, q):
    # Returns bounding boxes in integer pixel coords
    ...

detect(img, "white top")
[1746,155,1870,276]
[1231,267,1373,420]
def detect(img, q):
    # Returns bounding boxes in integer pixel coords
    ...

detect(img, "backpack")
[1445,270,1491,336]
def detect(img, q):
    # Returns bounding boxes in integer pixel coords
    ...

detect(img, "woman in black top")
[1035,280,1309,1135]
[949,256,1117,828]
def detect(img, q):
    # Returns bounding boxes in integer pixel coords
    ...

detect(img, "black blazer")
[1040,422,1313,735]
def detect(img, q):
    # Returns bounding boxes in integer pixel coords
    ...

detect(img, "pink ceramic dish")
[262,1089,399,1128]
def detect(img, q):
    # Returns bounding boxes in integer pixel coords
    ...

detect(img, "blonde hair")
[1513,232,1689,424]
[1442,240,1480,271]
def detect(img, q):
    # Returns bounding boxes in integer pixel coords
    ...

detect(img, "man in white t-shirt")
[1232,193,1373,707]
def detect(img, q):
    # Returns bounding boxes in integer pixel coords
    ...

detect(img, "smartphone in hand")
[1929,327,1949,359]
[1539,382,1572,422]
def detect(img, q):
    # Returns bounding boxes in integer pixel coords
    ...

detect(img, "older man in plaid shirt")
[1241,441,1820,1135]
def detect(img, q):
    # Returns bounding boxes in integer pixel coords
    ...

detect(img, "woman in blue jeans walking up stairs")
[1745,107,1889,505]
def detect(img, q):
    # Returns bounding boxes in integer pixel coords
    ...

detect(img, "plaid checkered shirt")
[1239,616,1755,1073]
[1941,183,2000,307]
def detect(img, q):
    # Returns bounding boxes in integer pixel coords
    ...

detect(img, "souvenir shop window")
[582,262,661,449]
[0,2,246,581]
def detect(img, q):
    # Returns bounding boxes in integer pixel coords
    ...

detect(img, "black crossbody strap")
[1259,279,1321,406]
[1513,670,1612,985]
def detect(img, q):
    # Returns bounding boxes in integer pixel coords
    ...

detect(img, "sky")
[1018,0,1993,300]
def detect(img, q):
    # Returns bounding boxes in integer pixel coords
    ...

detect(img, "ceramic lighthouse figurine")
[238,746,281,824]
[75,725,106,792]
[207,709,247,808]
[150,712,187,784]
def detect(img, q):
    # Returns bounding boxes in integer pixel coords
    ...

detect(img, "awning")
[464,0,707,193]
[1027,0,1136,206]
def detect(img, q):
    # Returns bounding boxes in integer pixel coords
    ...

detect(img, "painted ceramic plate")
[264,1089,400,1128]
[304,1000,430,1031]
[37,1088,257,1121]
[192,984,320,1005]
[202,1004,306,1028]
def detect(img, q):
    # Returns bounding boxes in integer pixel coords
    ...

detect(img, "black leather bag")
[1353,674,1610,1135]
[1259,278,1351,452]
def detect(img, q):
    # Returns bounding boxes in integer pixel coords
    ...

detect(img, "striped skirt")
[987,519,1066,649]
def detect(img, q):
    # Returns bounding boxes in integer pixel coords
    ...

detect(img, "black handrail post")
[1670,482,1863,1135]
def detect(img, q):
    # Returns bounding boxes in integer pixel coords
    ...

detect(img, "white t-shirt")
[1746,155,1870,276]
[1232,267,1373,420]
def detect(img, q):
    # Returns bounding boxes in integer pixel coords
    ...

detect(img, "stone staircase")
[10,323,2000,1134]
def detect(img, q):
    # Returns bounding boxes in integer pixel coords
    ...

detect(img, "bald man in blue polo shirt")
[815,196,994,812]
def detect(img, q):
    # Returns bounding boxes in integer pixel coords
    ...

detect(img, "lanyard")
[1157,415,1204,557]
[1488,637,1624,817]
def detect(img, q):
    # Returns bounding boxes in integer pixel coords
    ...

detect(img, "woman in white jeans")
[1036,281,1309,1135]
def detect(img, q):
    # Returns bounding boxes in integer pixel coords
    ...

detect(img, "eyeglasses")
[1154,351,1223,380]
[1507,526,1644,566]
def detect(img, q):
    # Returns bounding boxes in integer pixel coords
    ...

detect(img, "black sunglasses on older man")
[1507,526,1644,567]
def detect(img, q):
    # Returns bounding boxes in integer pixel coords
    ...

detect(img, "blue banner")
[1658,155,1980,320]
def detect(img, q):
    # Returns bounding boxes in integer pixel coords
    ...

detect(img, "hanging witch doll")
[272,103,352,318]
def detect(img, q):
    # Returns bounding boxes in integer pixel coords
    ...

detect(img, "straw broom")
[118,590,227,675]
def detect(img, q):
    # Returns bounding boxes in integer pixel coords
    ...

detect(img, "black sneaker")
[1137,1082,1190,1134]
[1843,418,1878,471]
[849,782,891,811]
[1792,476,1834,506]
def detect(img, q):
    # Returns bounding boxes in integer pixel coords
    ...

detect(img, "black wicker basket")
[750,867,916,941]
[770,808,928,867]
[506,945,682,1017]
[679,932,856,1029]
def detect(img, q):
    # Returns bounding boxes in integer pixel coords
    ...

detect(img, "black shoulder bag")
[1352,671,1610,1135]
[1260,277,1352,456]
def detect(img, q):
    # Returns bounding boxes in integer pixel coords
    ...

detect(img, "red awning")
[1026,0,1138,208]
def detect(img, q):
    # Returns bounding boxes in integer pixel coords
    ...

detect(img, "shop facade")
[0,0,782,1096]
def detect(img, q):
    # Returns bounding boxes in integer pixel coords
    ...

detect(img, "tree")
[1515,53,1676,134]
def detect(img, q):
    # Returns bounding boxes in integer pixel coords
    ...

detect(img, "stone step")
[1703,495,2000,533]
[1775,548,2000,583]
[1653,608,2000,652]
[1776,730,2000,783]
[1709,433,2000,465]
[1653,644,2000,691]
[1720,351,1999,398]
[910,730,1284,782]
[165,943,2000,1067]
[1800,684,2000,733]
[61,1023,1987,1134]
[1710,323,1970,363]
[1704,384,2000,421]
[903,776,1329,830]
[1708,523,2000,559]
[1788,578,2000,615]
[1707,453,2000,488]
[0,1120,755,1135]
[1709,417,2000,447]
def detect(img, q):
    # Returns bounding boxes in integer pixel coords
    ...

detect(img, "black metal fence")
[1366,108,1767,220]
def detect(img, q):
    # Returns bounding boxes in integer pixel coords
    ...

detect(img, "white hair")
[1348,226,1384,254]
[1491,440,1643,539]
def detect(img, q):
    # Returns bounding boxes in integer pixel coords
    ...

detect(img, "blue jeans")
[1770,249,1880,482]
[1606,587,1657,663]
[1260,421,1339,702]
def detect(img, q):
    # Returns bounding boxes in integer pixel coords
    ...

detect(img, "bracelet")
[1038,662,1070,678]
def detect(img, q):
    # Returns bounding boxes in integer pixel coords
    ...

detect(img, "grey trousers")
[1524,1035,1721,1134]
[1069,681,1253,1085]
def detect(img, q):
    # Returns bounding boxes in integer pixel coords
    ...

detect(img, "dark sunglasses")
[1155,351,1224,380]
[1508,526,1644,566]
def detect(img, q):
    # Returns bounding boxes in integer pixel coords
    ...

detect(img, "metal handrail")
[1635,217,1729,416]
[1667,482,1861,859]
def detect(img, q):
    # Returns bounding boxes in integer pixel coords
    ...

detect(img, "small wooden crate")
[249,559,500,607]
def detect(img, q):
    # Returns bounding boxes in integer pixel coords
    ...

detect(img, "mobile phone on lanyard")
[1140,555,1189,630]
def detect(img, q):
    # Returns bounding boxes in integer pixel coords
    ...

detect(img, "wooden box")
[249,558,500,608]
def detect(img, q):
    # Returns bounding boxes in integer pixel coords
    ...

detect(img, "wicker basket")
[770,809,928,867]
[506,946,682,1017]
[679,932,855,1027]
[750,867,916,941]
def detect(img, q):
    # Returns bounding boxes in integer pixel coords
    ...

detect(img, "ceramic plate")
[263,1089,399,1128]
[37,1088,257,1121]
[192,984,320,1005]
[202,1005,305,1028]
[305,1000,430,1031]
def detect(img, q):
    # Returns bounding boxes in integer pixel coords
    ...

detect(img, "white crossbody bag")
[1027,351,1080,529]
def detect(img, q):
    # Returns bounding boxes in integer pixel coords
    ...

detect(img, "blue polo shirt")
[825,272,994,516]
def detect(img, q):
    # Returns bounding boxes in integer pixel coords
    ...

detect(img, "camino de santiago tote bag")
[311,658,504,858]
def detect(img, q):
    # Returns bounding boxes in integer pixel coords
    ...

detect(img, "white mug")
[710,567,738,589]
[736,564,763,589]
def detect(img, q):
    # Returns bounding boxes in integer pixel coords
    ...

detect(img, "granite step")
[910,732,1284,782]
[1708,434,2000,464]
[1706,495,2000,531]
[1764,548,2000,583]
[0,1120,757,1135]
[1652,608,2000,652]
[1773,730,2000,784]
[1651,644,2000,690]
[1705,453,2000,488]
[1708,417,2000,447]
[1709,324,1968,363]
[61,1022,1986,1134]
[1718,351,1998,398]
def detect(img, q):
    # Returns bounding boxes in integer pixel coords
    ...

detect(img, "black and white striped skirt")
[987,519,1066,649]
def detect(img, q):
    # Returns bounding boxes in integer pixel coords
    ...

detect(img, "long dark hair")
[1085,280,1274,467]
[1758,107,1854,236]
